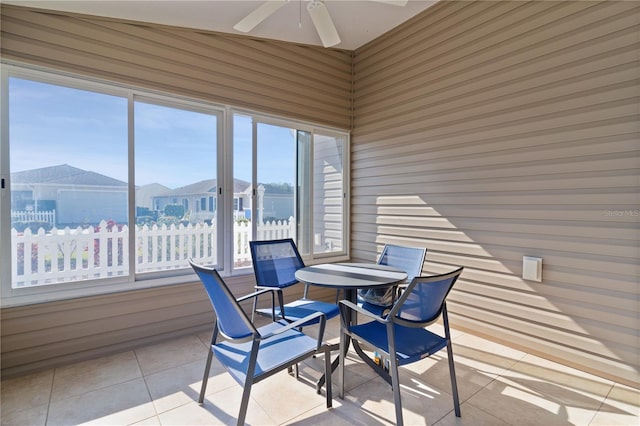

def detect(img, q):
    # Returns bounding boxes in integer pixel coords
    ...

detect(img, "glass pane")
[256,123,296,241]
[232,116,297,268]
[313,133,345,254]
[134,101,218,273]
[9,77,128,288]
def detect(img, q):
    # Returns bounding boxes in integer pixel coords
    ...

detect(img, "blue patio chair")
[339,267,464,426]
[358,244,426,316]
[189,259,332,426]
[249,238,339,325]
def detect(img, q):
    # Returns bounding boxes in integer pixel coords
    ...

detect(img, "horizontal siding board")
[87,21,353,93]
[352,136,640,178]
[2,33,350,126]
[356,0,536,75]
[1,283,206,334]
[351,234,640,287]
[355,2,596,96]
[0,5,352,129]
[356,60,640,131]
[354,94,638,142]
[361,229,637,259]
[214,31,353,81]
[457,282,640,328]
[352,115,639,161]
[355,0,477,64]
[356,39,639,113]
[0,312,214,368]
[11,15,350,109]
[352,204,636,223]
[56,6,353,79]
[352,0,640,387]
[355,2,635,98]
[2,300,213,358]
[450,291,638,352]
[355,217,639,241]
[1,299,213,352]
[350,191,637,206]
[450,313,640,385]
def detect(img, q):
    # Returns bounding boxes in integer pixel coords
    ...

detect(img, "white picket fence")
[11,218,294,287]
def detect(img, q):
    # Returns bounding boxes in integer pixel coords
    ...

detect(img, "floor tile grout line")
[587,381,616,426]
[133,346,160,419]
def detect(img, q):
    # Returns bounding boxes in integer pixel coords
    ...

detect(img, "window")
[1,65,348,305]
[232,113,348,271]
[134,99,221,274]
[7,77,129,288]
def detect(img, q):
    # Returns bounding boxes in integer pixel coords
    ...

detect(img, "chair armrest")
[339,300,388,325]
[259,311,327,346]
[235,288,274,303]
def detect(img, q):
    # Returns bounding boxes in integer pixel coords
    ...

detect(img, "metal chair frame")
[190,259,332,426]
[358,244,427,316]
[249,238,339,325]
[339,267,463,426]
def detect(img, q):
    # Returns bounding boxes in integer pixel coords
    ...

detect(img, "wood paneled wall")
[351,0,639,387]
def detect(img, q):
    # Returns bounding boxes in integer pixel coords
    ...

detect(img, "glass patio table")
[295,262,408,389]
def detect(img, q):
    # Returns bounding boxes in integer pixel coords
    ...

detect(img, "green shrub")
[164,204,185,218]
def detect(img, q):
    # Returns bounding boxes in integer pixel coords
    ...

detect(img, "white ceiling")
[4,0,437,50]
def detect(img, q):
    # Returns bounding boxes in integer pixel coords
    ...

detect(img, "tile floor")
[1,316,639,426]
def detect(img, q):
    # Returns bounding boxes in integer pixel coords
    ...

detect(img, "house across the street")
[11,164,294,228]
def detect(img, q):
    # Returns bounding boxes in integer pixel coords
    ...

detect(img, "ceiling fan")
[233,0,408,48]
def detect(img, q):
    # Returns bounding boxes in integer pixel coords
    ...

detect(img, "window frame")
[228,110,350,274]
[0,63,349,307]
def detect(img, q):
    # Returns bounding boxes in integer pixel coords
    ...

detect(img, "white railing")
[11,218,294,287]
[11,210,56,226]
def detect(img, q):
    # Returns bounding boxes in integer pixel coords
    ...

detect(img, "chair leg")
[389,355,404,426]
[237,341,259,425]
[277,289,286,320]
[251,289,277,322]
[251,290,258,322]
[237,381,252,426]
[443,305,461,417]
[324,346,333,408]
[446,339,461,417]
[338,331,346,399]
[198,349,214,403]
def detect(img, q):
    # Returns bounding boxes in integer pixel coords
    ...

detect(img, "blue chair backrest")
[391,267,463,326]
[378,244,426,281]
[250,239,305,289]
[189,260,256,341]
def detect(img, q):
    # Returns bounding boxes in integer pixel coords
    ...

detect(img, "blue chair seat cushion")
[213,320,318,385]
[256,298,339,325]
[348,321,448,366]
[359,301,389,317]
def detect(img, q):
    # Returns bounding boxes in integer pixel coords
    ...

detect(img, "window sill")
[0,255,349,308]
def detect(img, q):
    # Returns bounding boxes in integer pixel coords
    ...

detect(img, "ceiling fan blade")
[233,0,288,33]
[369,0,409,6]
[307,0,340,48]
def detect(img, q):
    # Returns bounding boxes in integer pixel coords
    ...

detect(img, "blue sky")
[9,77,295,188]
